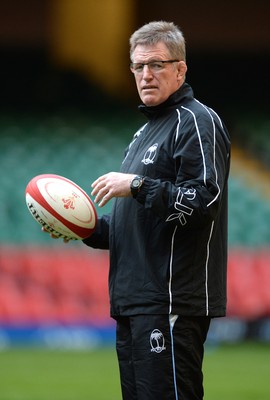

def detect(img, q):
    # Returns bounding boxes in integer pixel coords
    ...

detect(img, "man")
[48,21,230,400]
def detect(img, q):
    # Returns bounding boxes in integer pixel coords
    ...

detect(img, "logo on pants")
[150,329,166,353]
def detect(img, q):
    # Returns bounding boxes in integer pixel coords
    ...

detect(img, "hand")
[91,172,136,207]
[41,227,70,243]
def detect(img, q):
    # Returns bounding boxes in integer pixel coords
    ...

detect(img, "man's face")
[131,42,187,106]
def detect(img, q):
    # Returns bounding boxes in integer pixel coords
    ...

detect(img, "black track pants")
[116,314,211,400]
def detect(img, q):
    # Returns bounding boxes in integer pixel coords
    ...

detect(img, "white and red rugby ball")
[25,174,97,240]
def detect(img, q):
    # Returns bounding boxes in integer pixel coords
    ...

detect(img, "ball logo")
[150,329,166,353]
[62,194,77,210]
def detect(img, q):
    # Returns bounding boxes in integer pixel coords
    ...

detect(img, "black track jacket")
[83,83,231,318]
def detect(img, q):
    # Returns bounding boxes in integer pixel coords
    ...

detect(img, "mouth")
[141,86,158,91]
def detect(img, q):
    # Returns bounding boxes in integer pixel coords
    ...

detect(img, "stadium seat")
[227,250,269,318]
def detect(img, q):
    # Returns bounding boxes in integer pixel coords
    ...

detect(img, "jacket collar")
[138,82,194,119]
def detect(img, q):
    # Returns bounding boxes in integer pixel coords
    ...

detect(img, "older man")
[48,20,231,400]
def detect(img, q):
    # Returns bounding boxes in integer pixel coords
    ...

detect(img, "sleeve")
[135,112,230,228]
[82,214,110,249]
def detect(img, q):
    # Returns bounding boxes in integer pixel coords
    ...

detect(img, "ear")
[177,61,187,80]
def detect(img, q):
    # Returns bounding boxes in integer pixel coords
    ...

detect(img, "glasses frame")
[130,59,180,74]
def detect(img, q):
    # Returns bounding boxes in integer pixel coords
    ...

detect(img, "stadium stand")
[0,113,269,246]
[0,245,110,324]
[233,113,270,168]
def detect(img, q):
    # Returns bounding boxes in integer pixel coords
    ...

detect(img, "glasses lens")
[149,62,164,71]
[131,63,143,73]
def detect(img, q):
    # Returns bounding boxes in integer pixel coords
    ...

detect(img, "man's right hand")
[42,227,70,243]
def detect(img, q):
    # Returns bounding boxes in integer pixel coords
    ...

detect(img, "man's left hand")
[91,172,136,207]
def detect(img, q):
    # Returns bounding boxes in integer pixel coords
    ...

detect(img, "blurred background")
[0,0,270,350]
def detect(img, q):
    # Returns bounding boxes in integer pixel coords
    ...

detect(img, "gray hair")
[129,21,186,62]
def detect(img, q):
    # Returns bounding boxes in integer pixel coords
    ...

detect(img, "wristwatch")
[130,175,144,197]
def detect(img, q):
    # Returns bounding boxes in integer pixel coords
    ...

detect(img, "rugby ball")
[25,174,97,240]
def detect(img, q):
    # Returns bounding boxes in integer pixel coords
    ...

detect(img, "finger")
[93,185,111,203]
[42,227,59,240]
[91,186,99,196]
[91,180,107,196]
[98,193,110,208]
[94,190,107,205]
[42,227,55,237]
[91,175,106,189]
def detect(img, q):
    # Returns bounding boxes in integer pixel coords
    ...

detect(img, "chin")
[142,97,160,107]
[144,101,162,107]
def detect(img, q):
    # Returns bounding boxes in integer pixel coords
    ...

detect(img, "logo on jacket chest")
[142,143,158,165]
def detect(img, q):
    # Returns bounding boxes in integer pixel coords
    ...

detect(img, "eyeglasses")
[130,59,179,74]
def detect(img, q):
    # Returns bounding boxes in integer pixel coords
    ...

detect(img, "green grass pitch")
[0,342,269,399]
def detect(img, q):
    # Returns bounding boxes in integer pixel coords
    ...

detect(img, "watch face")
[130,176,144,197]
[132,179,140,188]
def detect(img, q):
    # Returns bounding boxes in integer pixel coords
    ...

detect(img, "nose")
[141,65,153,80]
